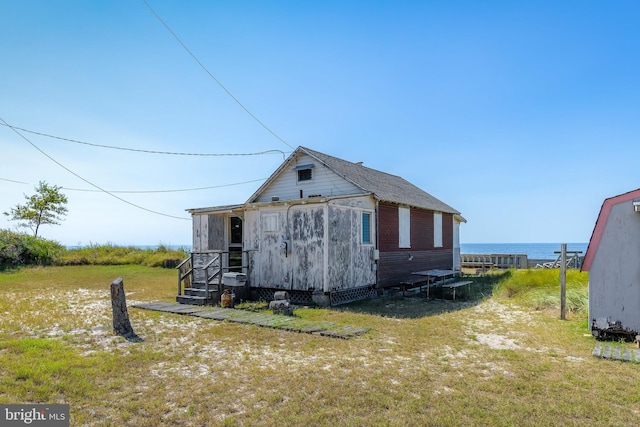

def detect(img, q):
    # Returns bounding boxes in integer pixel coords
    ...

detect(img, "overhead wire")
[62,178,268,193]
[0,177,30,185]
[141,0,295,151]
[0,176,267,194]
[0,117,191,221]
[0,122,287,159]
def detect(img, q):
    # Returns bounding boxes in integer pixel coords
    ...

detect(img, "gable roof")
[248,146,460,214]
[581,188,640,272]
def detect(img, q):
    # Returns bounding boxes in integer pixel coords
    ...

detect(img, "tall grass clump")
[0,229,63,269]
[493,268,589,313]
[55,243,189,267]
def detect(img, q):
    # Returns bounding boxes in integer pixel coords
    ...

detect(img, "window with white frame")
[434,211,443,247]
[399,207,410,248]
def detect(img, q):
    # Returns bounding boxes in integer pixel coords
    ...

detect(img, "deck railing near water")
[461,253,528,270]
[535,251,583,269]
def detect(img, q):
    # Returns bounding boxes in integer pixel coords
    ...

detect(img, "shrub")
[0,229,64,268]
[493,268,589,313]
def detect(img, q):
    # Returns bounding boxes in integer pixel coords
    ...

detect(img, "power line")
[0,117,191,221]
[1,176,267,194]
[141,0,294,151]
[63,178,267,193]
[0,122,287,159]
[0,177,30,185]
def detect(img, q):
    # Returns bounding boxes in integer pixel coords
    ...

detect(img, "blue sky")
[1,1,639,246]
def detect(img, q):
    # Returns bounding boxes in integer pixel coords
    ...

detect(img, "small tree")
[4,181,68,237]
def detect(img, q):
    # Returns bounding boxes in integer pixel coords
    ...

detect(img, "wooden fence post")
[560,244,567,320]
[110,277,142,342]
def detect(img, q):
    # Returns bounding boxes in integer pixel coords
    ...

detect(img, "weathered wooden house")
[178,146,464,306]
[582,188,640,339]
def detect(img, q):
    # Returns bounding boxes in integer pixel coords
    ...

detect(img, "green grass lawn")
[1,266,639,426]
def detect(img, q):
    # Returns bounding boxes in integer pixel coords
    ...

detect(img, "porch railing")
[201,253,222,298]
[176,255,193,296]
[176,251,223,296]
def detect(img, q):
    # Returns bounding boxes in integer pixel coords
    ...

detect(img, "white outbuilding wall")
[587,198,640,334]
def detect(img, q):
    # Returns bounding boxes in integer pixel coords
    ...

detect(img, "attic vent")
[634,201,640,213]
[297,168,312,181]
[354,161,363,166]
[295,164,314,182]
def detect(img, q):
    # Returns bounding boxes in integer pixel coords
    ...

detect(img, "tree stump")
[110,277,142,342]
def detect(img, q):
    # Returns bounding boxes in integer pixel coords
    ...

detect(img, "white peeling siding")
[256,208,290,289]
[192,214,208,251]
[291,205,326,291]
[327,206,376,290]
[244,197,376,292]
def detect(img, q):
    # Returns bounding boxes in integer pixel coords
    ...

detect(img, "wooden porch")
[176,250,249,306]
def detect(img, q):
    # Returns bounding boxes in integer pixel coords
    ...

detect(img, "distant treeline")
[0,229,188,269]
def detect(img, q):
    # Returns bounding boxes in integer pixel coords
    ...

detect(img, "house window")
[262,212,280,232]
[434,211,443,248]
[295,164,314,182]
[399,207,410,248]
[362,212,371,244]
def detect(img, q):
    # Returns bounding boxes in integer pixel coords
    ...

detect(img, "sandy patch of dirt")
[474,333,519,350]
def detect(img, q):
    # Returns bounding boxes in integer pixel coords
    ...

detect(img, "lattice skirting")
[330,286,378,306]
[254,288,314,305]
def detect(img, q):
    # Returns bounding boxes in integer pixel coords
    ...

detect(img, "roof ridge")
[300,146,404,179]
[300,146,459,214]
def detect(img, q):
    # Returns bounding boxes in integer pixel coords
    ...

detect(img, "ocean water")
[460,243,588,260]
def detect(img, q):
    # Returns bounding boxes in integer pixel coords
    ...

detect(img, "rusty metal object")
[592,319,638,342]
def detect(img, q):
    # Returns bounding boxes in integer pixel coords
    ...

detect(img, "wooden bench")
[399,276,430,296]
[441,280,473,300]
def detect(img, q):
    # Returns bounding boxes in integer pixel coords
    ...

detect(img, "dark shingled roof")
[300,147,459,214]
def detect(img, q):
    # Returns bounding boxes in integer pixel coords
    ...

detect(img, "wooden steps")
[176,281,219,306]
[176,295,208,305]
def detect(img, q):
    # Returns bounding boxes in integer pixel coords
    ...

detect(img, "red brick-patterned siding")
[411,208,434,250]
[377,249,454,286]
[378,203,399,251]
[377,202,454,287]
[442,212,453,249]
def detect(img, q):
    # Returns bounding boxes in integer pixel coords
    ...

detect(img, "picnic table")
[411,269,472,300]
